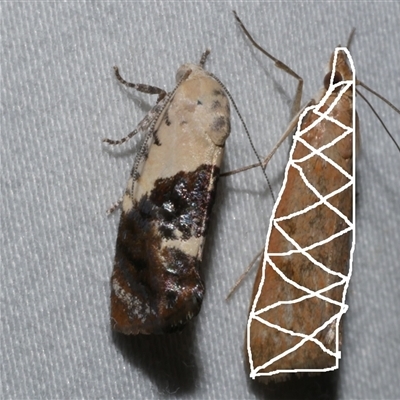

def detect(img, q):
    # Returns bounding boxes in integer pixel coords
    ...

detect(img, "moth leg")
[106,196,123,215]
[114,66,167,103]
[226,247,264,299]
[103,66,168,146]
[103,127,139,146]
[233,11,303,119]
[199,49,210,67]
[222,12,307,178]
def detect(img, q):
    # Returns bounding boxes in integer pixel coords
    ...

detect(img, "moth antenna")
[356,87,400,152]
[128,69,192,199]
[357,80,400,114]
[199,49,211,67]
[346,27,399,132]
[346,28,356,49]
[210,71,276,202]
[226,248,264,300]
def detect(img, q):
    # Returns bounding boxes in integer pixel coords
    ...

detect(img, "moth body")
[247,48,356,382]
[109,55,231,335]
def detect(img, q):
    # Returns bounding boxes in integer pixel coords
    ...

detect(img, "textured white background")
[2,2,399,399]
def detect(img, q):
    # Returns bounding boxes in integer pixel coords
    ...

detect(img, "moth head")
[176,63,209,84]
[324,48,354,90]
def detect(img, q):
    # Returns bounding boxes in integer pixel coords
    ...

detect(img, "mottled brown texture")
[248,50,356,383]
[110,164,220,335]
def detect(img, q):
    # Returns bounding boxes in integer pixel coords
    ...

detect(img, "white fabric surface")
[2,2,399,399]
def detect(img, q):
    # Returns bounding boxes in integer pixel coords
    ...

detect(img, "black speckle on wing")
[211,115,228,132]
[153,129,161,146]
[150,164,220,240]
[110,163,220,335]
[211,99,221,110]
[212,88,224,97]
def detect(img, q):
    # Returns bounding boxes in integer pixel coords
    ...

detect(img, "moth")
[247,46,356,383]
[104,51,231,335]
[232,11,359,383]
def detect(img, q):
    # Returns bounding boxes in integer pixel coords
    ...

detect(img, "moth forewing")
[247,47,356,383]
[108,56,231,335]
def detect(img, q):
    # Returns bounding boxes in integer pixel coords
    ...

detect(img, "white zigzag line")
[248,47,356,378]
[252,311,344,375]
